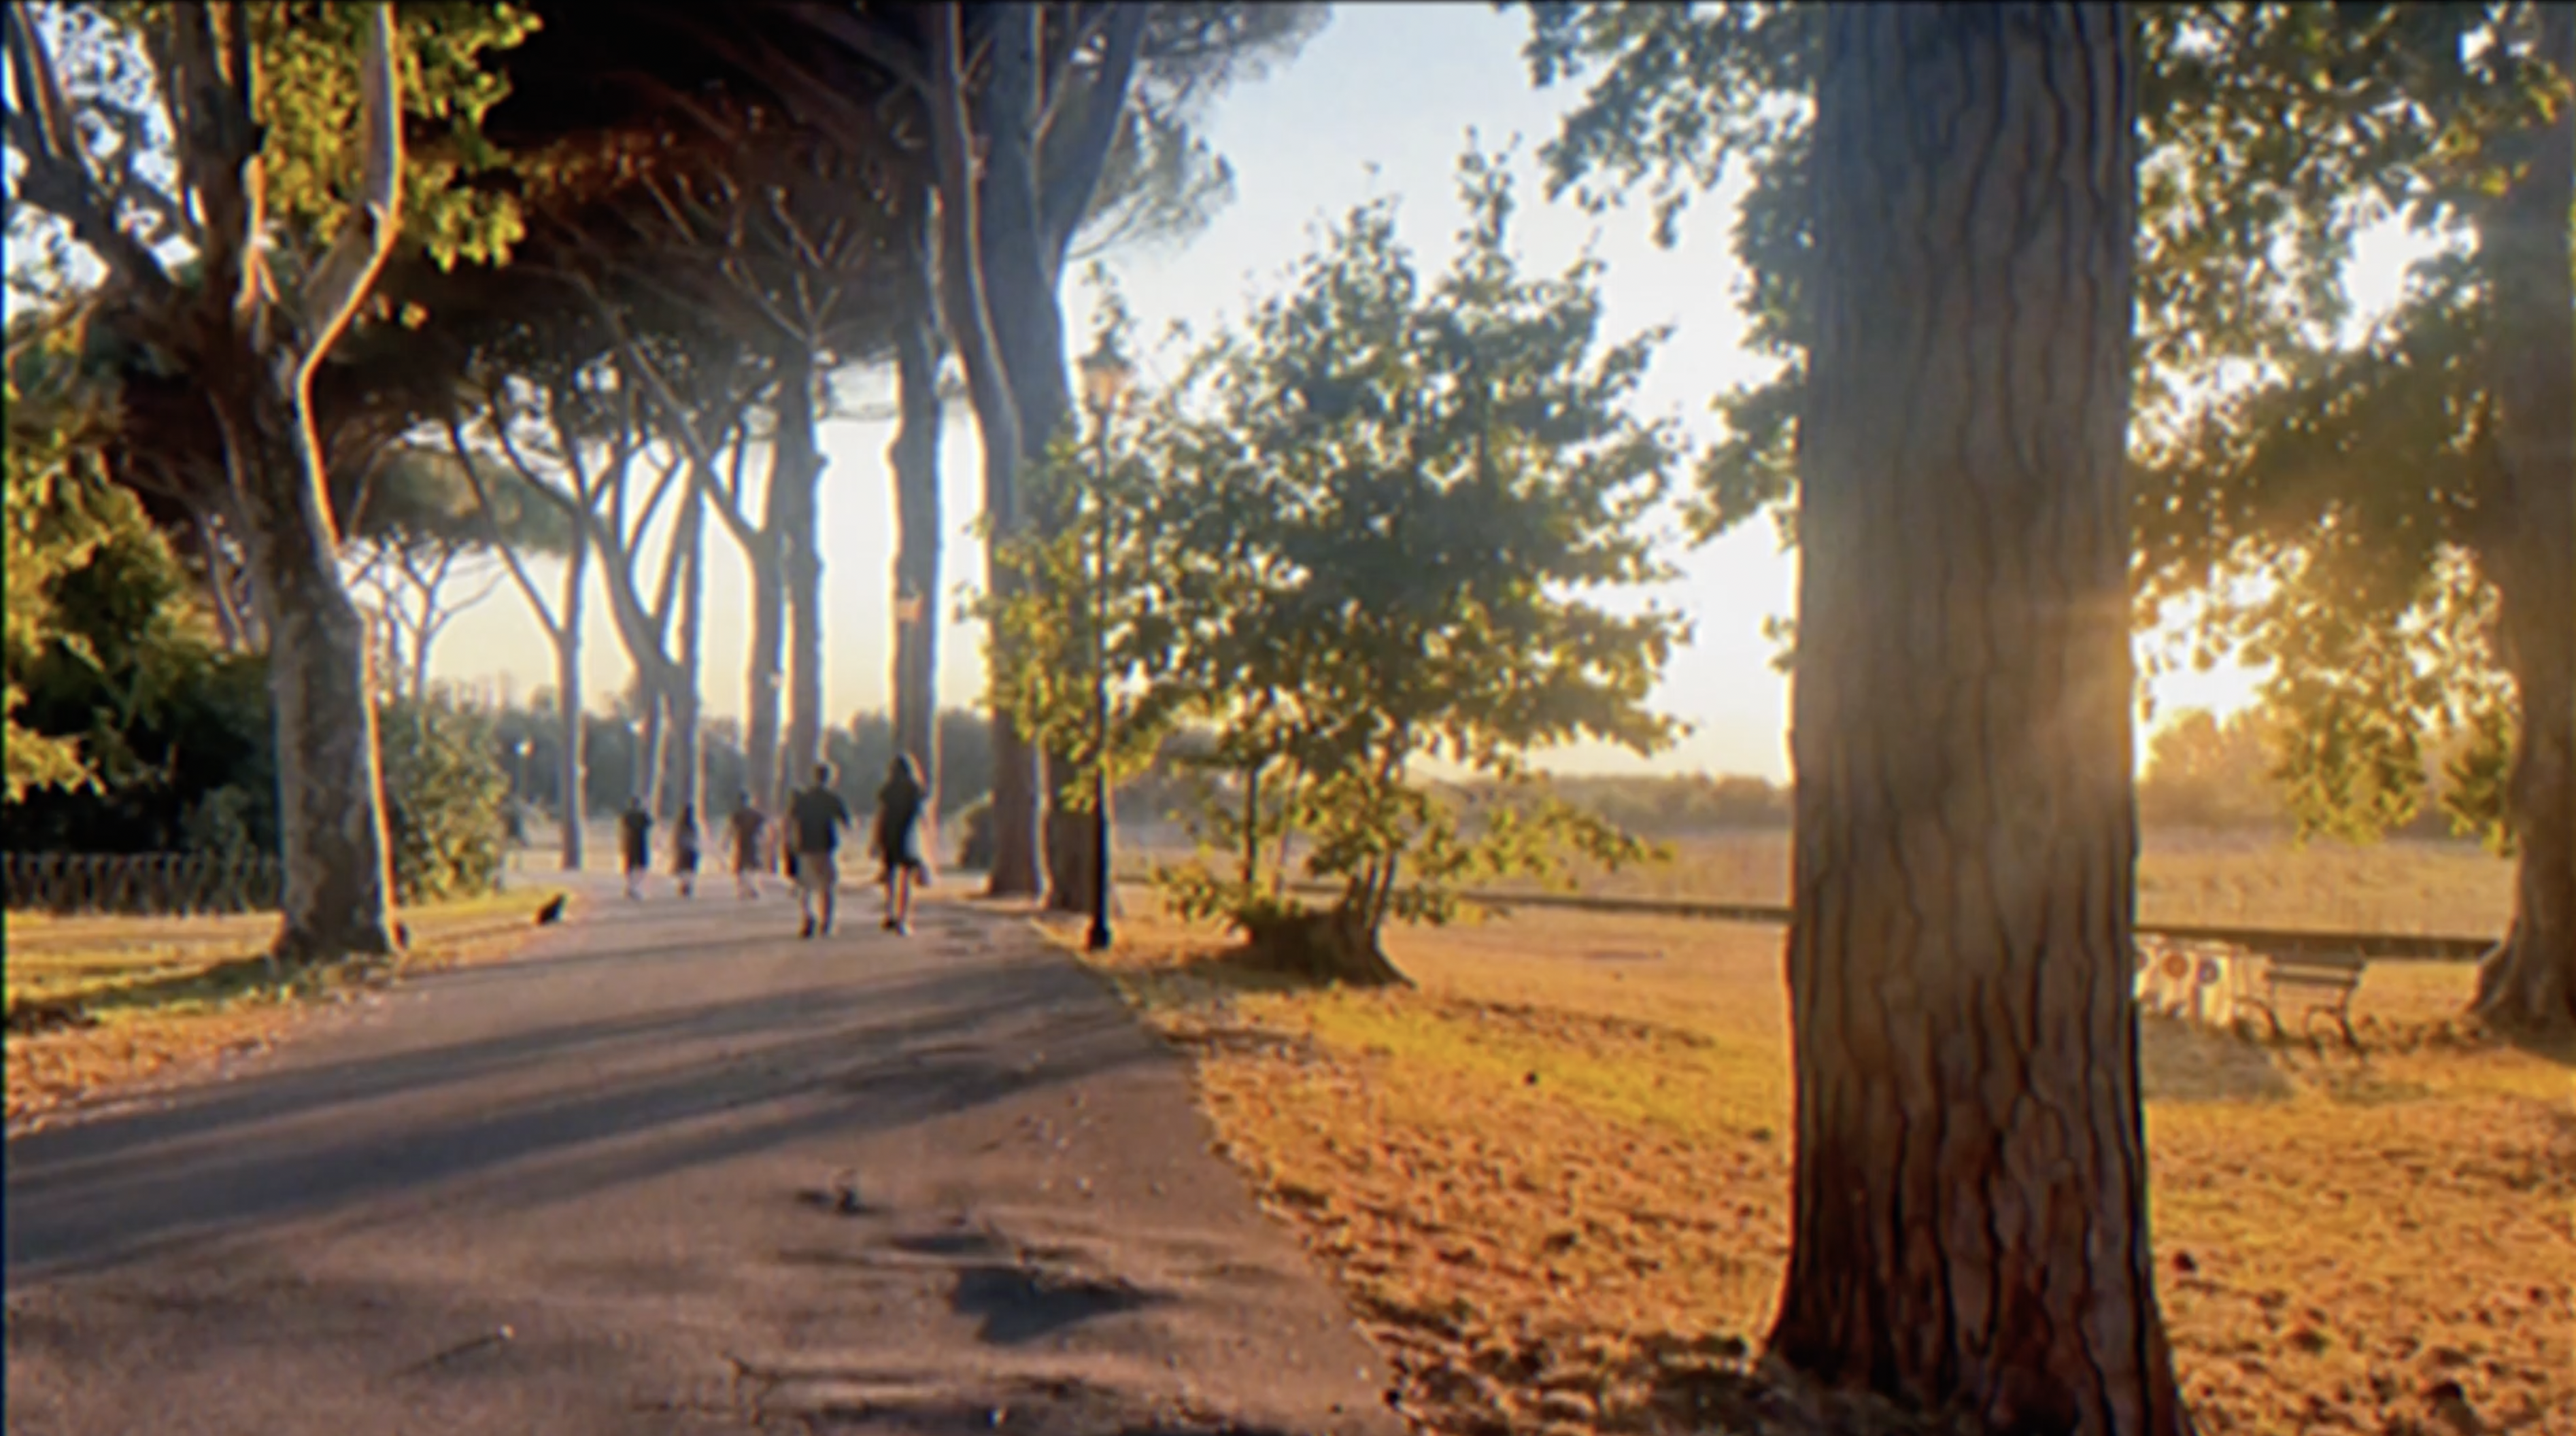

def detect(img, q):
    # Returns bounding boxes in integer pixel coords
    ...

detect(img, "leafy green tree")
[4,1,535,962]
[4,320,116,800]
[989,155,1689,984]
[5,353,276,852]
[2131,3,2573,1031]
[1516,1,2573,1033]
[379,693,510,904]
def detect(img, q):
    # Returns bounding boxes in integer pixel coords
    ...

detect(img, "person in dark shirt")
[671,804,701,899]
[874,754,930,935]
[728,791,766,900]
[787,763,852,938]
[618,798,652,900]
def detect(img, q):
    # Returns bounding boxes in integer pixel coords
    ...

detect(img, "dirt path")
[4,876,1402,1435]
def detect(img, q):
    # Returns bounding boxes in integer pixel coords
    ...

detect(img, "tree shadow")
[5,926,1159,1283]
[949,1262,1163,1346]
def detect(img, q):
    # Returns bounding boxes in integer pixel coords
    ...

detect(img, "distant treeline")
[1513,773,1793,834]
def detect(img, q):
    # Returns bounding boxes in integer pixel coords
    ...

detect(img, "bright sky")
[420,3,2390,781]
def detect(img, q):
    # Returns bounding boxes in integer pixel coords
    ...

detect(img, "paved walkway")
[5,876,1401,1435]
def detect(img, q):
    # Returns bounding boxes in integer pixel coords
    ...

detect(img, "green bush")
[380,695,510,903]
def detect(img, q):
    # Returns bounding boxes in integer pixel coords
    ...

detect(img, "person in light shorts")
[787,764,851,938]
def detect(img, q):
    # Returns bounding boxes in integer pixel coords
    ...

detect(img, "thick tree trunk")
[669,488,707,823]
[975,46,1091,914]
[776,352,828,789]
[638,685,668,816]
[1770,9,2188,1435]
[2469,0,2576,1042]
[928,247,1040,893]
[890,302,946,821]
[218,383,399,964]
[745,468,788,813]
[555,527,587,872]
[931,10,1047,899]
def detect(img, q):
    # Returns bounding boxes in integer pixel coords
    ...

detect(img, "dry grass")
[1069,835,2566,1436]
[1497,829,2515,939]
[1132,828,2515,940]
[5,887,556,1129]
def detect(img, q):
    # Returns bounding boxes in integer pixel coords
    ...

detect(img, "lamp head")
[1077,345,1133,415]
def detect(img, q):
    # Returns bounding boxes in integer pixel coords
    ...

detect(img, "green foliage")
[5,339,254,814]
[987,151,1689,957]
[351,441,576,552]
[1516,1,2562,851]
[2,428,280,851]
[4,322,116,800]
[379,694,509,903]
[8,3,536,319]
[246,1,540,271]
[1073,5,1332,260]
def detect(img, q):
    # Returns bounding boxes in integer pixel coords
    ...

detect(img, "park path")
[3,874,1402,1436]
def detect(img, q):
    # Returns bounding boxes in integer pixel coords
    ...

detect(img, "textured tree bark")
[555,524,588,871]
[216,381,398,964]
[982,233,1093,910]
[2469,0,2576,1042]
[744,443,790,811]
[890,301,946,811]
[977,8,1096,915]
[1769,8,2190,1435]
[668,483,707,822]
[637,684,668,815]
[934,7,1047,898]
[775,350,828,789]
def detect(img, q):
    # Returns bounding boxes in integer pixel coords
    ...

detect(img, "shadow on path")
[6,911,1146,1283]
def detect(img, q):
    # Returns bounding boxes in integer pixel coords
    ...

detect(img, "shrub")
[379,695,510,903]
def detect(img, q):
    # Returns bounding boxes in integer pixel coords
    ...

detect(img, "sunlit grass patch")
[1433,827,2515,939]
[5,887,555,1127]
[1073,853,2571,1436]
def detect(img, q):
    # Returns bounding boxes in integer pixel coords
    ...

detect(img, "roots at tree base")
[2469,926,2576,1042]
[1236,906,1412,989]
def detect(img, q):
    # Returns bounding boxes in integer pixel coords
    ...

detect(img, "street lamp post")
[1076,344,1132,953]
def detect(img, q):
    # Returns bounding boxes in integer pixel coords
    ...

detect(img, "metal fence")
[2,852,284,917]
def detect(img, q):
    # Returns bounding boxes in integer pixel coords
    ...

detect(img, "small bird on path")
[535,893,568,926]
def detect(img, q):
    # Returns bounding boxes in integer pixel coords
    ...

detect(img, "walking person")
[728,791,766,900]
[671,804,702,899]
[619,796,652,900]
[787,763,852,939]
[875,755,931,935]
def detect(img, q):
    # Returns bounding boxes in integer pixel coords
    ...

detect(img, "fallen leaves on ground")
[5,889,554,1128]
[1073,869,2570,1436]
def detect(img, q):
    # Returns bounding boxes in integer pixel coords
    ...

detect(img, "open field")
[5,883,556,1129]
[1069,834,2567,1435]
[1125,827,2516,941]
